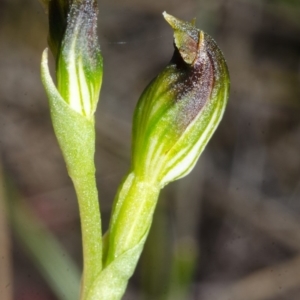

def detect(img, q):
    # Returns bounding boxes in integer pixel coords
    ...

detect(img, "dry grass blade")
[0,160,13,300]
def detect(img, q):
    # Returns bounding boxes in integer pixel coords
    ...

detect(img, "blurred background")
[1,0,300,299]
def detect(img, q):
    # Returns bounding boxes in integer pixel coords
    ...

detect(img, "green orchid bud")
[41,3,103,296]
[85,13,230,300]
[43,0,103,118]
[132,12,230,186]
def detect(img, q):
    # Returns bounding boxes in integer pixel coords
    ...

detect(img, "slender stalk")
[73,173,102,300]
[105,172,160,265]
[86,173,160,300]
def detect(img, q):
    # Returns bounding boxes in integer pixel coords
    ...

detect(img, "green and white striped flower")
[43,0,103,118]
[132,12,230,187]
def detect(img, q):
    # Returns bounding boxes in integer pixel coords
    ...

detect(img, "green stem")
[86,172,160,300]
[73,173,102,300]
[105,172,160,266]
